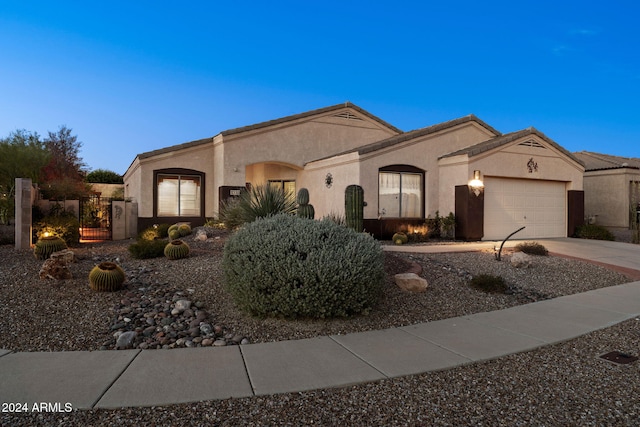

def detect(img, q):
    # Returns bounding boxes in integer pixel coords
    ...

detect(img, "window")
[379,167,423,218]
[157,174,201,217]
[268,180,296,199]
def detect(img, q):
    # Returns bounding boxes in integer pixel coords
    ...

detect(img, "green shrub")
[138,226,159,241]
[219,185,296,229]
[156,223,170,238]
[223,214,384,318]
[33,214,80,246]
[128,238,167,259]
[469,274,508,293]
[321,212,346,226]
[514,241,548,256]
[204,218,226,229]
[574,224,615,241]
[425,211,456,239]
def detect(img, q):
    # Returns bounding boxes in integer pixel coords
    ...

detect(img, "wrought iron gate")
[80,195,112,240]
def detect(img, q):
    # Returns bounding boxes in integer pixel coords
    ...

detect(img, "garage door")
[483,177,566,240]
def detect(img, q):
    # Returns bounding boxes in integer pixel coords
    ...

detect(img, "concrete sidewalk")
[2,238,640,410]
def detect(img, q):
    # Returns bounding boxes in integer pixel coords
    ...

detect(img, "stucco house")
[573,151,640,229]
[123,102,585,240]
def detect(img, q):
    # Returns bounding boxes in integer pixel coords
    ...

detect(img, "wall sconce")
[469,170,484,196]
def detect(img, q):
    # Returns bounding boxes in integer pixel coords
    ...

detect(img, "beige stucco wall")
[583,168,640,227]
[466,140,584,188]
[126,107,399,219]
[298,153,361,219]
[437,136,584,228]
[124,141,215,218]
[355,123,496,219]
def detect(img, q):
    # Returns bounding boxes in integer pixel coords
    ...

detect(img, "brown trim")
[153,168,206,221]
[378,165,425,219]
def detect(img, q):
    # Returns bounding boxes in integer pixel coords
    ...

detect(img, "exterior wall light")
[469,170,484,196]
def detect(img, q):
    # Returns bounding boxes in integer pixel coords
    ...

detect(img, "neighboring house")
[573,151,640,228]
[123,103,585,240]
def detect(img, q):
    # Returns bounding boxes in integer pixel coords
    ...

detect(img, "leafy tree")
[40,125,89,200]
[0,130,50,224]
[86,169,123,184]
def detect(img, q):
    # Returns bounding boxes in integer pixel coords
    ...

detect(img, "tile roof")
[135,102,401,161]
[138,137,213,160]
[220,102,402,136]
[439,127,583,165]
[572,151,640,171]
[309,115,499,163]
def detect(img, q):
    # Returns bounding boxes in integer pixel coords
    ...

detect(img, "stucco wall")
[298,153,361,219]
[583,169,640,227]
[355,123,495,219]
[127,142,215,218]
[467,142,584,188]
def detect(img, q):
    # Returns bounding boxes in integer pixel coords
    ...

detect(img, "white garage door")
[483,177,566,240]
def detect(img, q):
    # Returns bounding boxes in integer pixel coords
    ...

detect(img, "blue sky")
[1,1,639,174]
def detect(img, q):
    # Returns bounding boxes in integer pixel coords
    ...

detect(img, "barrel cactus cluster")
[89,262,126,292]
[296,188,315,219]
[167,223,192,240]
[34,234,68,260]
[392,232,408,245]
[164,239,190,260]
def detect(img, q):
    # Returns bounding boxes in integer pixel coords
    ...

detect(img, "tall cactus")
[345,185,364,232]
[296,188,315,219]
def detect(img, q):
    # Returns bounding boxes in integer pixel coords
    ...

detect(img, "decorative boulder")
[195,229,208,241]
[511,252,533,268]
[394,273,429,293]
[39,258,72,280]
[50,249,76,264]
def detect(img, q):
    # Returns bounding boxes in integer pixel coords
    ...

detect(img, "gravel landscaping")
[2,228,640,425]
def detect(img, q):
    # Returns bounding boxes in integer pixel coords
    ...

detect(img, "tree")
[86,169,123,184]
[40,125,89,200]
[0,130,50,224]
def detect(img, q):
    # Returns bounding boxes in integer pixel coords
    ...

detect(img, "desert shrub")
[128,238,167,259]
[514,241,548,256]
[219,185,296,229]
[574,224,615,241]
[138,226,159,241]
[204,217,226,229]
[321,211,346,226]
[156,223,170,238]
[33,213,80,246]
[469,274,508,293]
[425,211,456,239]
[223,214,384,318]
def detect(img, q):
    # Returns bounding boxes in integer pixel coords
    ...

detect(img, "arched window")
[378,165,424,218]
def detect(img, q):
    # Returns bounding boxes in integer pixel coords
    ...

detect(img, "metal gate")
[80,195,112,240]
